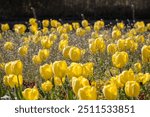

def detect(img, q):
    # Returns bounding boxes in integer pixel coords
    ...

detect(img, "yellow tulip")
[78,86,97,100]
[117,22,124,30]
[18,46,28,56]
[41,38,53,49]
[32,55,42,65]
[91,31,99,39]
[54,76,65,86]
[50,20,59,28]
[29,25,38,34]
[119,69,135,85]
[42,27,49,34]
[57,26,67,34]
[117,39,126,51]
[5,62,13,75]
[112,29,121,39]
[29,18,37,25]
[134,21,146,33]
[110,76,124,88]
[0,33,2,40]
[112,51,128,68]
[63,23,72,32]
[85,26,91,32]
[107,43,117,55]
[94,37,106,53]
[62,46,71,59]
[125,38,138,52]
[136,73,150,84]
[89,39,97,54]
[125,81,140,97]
[72,76,89,96]
[60,33,69,40]
[39,63,53,80]
[141,45,150,63]
[0,62,5,70]
[11,60,23,75]
[67,63,83,79]
[1,23,10,31]
[82,62,94,78]
[72,22,80,30]
[42,19,49,27]
[14,24,26,34]
[69,47,83,62]
[103,84,118,100]
[4,42,14,51]
[135,35,145,43]
[49,34,57,41]
[58,39,68,52]
[3,74,23,88]
[76,28,86,37]
[22,86,39,100]
[41,80,53,92]
[52,60,68,78]
[94,20,104,31]
[5,60,23,75]
[3,75,9,86]
[38,49,50,61]
[81,20,89,28]
[134,63,142,72]
[146,23,150,31]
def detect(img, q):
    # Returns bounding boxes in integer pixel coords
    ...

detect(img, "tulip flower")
[134,63,142,72]
[41,38,53,49]
[72,22,80,30]
[81,20,89,28]
[3,74,23,88]
[62,46,72,59]
[58,39,68,52]
[76,27,86,37]
[42,19,49,27]
[119,69,135,85]
[112,51,128,68]
[69,47,83,62]
[112,29,121,39]
[22,86,39,100]
[72,76,89,96]
[103,84,118,100]
[141,45,150,63]
[67,63,83,79]
[107,43,117,55]
[1,23,10,32]
[52,60,68,78]
[125,81,140,97]
[39,63,53,80]
[5,60,23,75]
[4,42,14,51]
[18,45,28,56]
[41,80,53,92]
[78,86,97,100]
[32,55,42,65]
[38,49,50,61]
[14,24,26,34]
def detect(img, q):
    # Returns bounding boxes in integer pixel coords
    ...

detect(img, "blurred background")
[0,0,150,22]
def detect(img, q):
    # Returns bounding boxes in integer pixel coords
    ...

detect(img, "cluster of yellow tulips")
[0,18,150,100]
